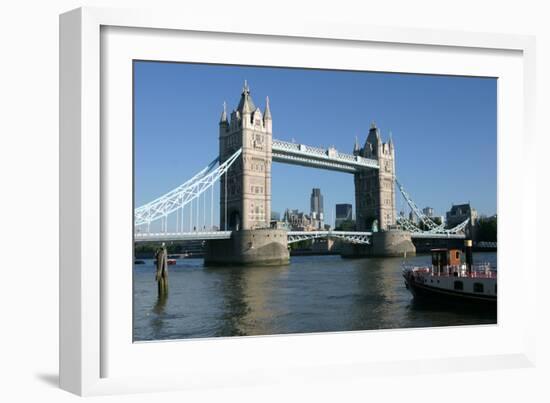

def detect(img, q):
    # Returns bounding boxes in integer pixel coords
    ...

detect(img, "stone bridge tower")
[353,123,396,231]
[218,81,272,230]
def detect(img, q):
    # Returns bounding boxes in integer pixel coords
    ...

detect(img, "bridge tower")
[353,122,396,231]
[207,82,287,265]
[219,81,272,230]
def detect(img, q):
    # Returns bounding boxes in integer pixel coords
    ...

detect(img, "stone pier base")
[341,230,416,258]
[204,229,290,266]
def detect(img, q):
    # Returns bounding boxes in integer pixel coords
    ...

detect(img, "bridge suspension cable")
[395,178,444,232]
[134,148,242,227]
[394,178,470,235]
[395,216,423,233]
[134,146,469,237]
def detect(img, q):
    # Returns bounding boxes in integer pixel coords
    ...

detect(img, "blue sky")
[134,61,496,228]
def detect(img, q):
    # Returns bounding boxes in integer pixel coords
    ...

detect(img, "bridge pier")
[341,230,416,258]
[204,229,289,266]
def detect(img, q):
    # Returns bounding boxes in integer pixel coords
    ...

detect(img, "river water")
[133,252,497,341]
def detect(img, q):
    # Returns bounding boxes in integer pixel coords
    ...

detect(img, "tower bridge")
[135,82,469,263]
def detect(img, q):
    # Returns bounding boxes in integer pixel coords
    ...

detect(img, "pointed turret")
[237,79,256,115]
[263,96,273,133]
[364,121,382,158]
[219,101,228,125]
[366,120,380,144]
[264,96,272,120]
[388,131,394,150]
[353,135,361,154]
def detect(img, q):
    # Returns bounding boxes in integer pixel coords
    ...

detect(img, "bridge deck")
[410,232,465,239]
[272,139,378,173]
[134,230,465,243]
[134,231,232,242]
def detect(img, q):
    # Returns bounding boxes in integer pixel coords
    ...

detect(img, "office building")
[310,188,324,230]
[335,203,353,229]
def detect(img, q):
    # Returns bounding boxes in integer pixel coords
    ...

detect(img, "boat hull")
[405,276,497,310]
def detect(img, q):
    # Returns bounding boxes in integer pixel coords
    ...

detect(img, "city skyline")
[134,61,497,227]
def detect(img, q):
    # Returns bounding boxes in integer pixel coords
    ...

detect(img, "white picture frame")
[60,6,537,396]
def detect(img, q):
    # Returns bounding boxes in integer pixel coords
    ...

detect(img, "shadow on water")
[348,257,400,330]
[212,267,251,337]
[150,291,169,339]
[153,292,168,315]
[205,263,290,337]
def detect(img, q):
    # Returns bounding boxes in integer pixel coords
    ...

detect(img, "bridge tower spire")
[353,135,361,155]
[219,81,272,230]
[264,96,272,132]
[219,101,228,126]
[354,122,396,231]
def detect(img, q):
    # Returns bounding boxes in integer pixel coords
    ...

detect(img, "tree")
[417,216,442,231]
[288,239,313,250]
[475,215,497,242]
[335,219,356,231]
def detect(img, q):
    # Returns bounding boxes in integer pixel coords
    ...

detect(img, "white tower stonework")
[219,82,272,230]
[353,123,396,231]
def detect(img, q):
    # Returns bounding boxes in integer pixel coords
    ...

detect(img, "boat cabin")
[431,248,462,274]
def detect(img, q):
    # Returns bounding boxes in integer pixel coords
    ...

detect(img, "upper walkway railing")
[272,139,379,173]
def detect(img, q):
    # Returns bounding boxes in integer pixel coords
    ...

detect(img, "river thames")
[133,252,497,341]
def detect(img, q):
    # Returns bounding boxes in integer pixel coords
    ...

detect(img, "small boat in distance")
[154,258,177,265]
[402,240,496,309]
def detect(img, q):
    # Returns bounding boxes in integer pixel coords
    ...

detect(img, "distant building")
[310,188,324,230]
[270,211,281,221]
[446,203,478,238]
[422,207,434,217]
[283,208,316,231]
[408,211,418,224]
[335,203,353,229]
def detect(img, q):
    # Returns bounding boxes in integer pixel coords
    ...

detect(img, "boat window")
[454,281,463,291]
[474,283,484,293]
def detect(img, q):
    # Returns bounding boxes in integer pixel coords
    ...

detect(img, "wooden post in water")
[155,243,169,296]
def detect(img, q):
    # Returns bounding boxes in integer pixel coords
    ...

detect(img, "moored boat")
[402,240,496,309]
